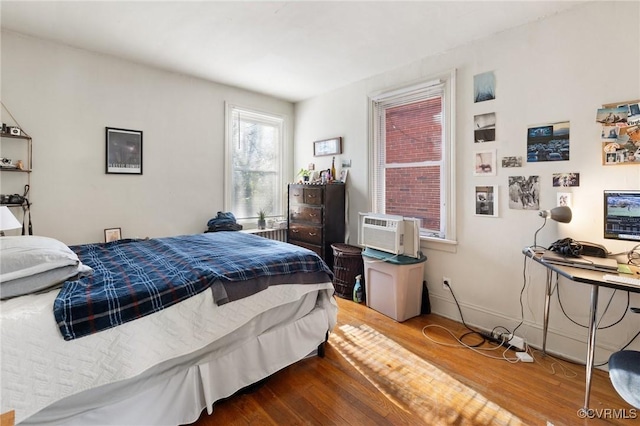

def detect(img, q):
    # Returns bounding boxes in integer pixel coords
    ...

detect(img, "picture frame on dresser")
[106,127,143,174]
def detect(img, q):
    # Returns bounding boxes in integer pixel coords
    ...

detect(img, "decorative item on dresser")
[287,183,345,269]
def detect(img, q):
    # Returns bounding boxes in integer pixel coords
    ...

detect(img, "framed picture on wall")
[475,185,498,217]
[106,127,143,174]
[313,137,342,156]
[474,112,496,142]
[473,149,496,176]
[473,71,495,103]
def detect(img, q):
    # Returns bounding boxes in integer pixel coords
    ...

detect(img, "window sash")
[369,71,456,241]
[225,104,284,220]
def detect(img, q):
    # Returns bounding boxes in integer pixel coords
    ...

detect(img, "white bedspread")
[1,282,336,424]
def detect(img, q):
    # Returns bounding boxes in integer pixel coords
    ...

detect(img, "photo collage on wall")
[473,71,592,217]
[471,71,585,215]
[596,100,640,165]
[519,120,578,209]
[472,71,499,217]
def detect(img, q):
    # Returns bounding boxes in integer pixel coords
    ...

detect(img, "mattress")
[1,281,337,424]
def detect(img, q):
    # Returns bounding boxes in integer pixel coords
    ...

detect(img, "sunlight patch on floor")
[330,323,523,425]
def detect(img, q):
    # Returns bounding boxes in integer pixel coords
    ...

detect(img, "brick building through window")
[385,99,442,231]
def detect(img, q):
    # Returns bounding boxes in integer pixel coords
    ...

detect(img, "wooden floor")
[190,297,634,425]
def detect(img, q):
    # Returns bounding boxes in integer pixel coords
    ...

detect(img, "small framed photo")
[552,172,580,187]
[339,168,348,183]
[501,156,522,168]
[106,127,143,174]
[475,185,498,217]
[557,192,572,208]
[104,227,122,243]
[313,137,342,157]
[474,112,496,142]
[474,71,495,103]
[474,149,496,176]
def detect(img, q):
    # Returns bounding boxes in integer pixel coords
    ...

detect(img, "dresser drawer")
[303,187,323,205]
[289,186,324,206]
[289,186,304,203]
[288,224,322,245]
[288,240,323,258]
[287,183,345,266]
[289,205,322,224]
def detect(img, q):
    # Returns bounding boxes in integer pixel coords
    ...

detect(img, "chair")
[608,309,640,408]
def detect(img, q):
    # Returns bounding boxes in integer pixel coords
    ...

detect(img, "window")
[225,104,284,220]
[369,70,456,241]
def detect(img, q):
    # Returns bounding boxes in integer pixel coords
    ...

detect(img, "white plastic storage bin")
[362,249,426,322]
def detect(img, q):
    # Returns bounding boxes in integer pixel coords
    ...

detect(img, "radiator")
[242,228,287,242]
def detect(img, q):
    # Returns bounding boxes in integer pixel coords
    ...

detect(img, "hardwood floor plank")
[190,297,635,426]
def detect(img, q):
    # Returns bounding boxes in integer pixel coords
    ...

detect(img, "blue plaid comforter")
[54,232,332,340]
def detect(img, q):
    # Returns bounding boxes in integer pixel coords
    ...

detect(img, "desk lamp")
[533,206,572,251]
[0,206,21,236]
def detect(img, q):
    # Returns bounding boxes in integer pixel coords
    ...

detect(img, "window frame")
[224,102,285,221]
[368,69,457,244]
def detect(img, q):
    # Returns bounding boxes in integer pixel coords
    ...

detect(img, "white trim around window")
[367,69,457,244]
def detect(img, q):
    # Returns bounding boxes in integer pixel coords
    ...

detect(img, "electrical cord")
[509,255,530,337]
[529,349,578,378]
[442,281,490,347]
[617,329,640,351]
[443,280,528,349]
[627,243,640,266]
[555,278,629,329]
[421,324,524,363]
[552,274,640,367]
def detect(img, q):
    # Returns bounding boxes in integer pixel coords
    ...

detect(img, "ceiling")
[0,1,586,102]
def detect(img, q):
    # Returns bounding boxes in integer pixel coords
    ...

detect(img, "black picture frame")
[104,227,122,242]
[313,137,342,157]
[106,127,143,174]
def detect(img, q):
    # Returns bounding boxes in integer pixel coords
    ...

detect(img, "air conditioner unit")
[402,217,421,259]
[358,213,421,258]
[358,213,405,255]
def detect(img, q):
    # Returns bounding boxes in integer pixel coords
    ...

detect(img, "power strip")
[507,335,526,351]
[516,352,533,363]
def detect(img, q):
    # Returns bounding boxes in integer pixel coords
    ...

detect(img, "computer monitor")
[604,190,640,242]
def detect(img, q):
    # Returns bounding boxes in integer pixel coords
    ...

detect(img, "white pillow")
[0,262,93,299]
[0,235,82,283]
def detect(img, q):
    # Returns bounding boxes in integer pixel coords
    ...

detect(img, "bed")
[0,232,337,425]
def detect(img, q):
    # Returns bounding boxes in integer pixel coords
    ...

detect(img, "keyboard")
[602,274,640,287]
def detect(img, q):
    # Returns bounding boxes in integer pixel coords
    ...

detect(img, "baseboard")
[427,293,622,366]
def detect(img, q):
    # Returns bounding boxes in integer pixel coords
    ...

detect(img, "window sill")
[420,236,458,253]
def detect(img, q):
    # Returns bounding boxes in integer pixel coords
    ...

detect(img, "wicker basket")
[331,243,364,299]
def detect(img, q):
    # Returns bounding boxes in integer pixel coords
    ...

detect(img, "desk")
[523,248,640,412]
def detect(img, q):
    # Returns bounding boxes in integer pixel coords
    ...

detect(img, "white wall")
[1,30,294,245]
[295,1,640,361]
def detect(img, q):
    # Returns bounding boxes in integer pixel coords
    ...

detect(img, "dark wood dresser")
[287,183,345,268]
